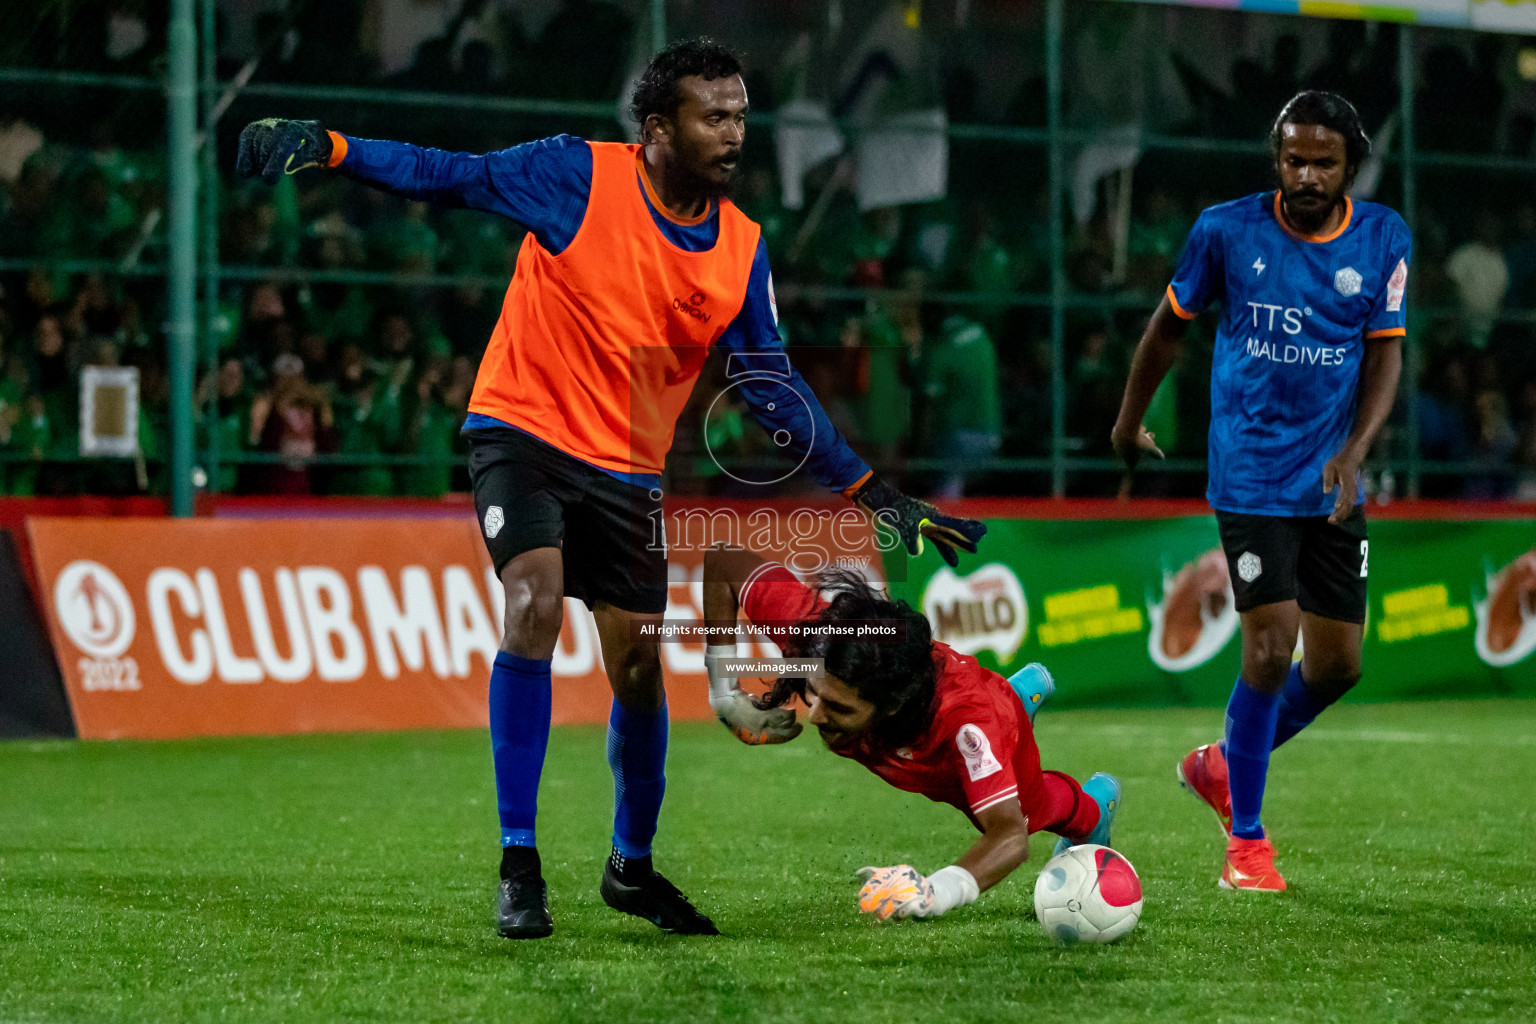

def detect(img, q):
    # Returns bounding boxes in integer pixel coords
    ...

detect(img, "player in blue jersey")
[235,40,985,939]
[1111,92,1409,892]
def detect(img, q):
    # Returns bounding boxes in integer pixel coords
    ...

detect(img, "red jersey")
[739,563,1045,828]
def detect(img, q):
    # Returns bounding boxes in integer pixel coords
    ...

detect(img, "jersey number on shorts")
[1359,540,1369,579]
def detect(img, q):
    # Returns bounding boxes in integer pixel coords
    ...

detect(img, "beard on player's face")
[673,131,741,202]
[1280,178,1347,233]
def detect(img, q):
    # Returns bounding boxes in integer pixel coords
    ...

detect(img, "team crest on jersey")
[1386,258,1408,312]
[955,723,1003,781]
[1334,266,1363,297]
[1237,551,1262,583]
[484,505,505,539]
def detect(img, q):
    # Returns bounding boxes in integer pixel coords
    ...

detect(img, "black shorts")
[1214,506,1369,623]
[465,427,667,614]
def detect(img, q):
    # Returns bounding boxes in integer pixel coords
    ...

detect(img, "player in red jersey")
[701,546,1123,920]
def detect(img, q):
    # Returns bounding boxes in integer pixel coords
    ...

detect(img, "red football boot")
[1220,836,1287,892]
[1176,742,1233,839]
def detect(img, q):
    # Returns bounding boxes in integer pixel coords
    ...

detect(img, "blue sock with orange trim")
[1225,678,1279,841]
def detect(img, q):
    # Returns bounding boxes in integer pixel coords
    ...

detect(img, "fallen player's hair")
[1269,89,1371,182]
[758,568,939,751]
[631,37,743,142]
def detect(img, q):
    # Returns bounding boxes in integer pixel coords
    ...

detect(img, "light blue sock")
[488,651,552,848]
[1272,662,1328,750]
[1225,678,1279,841]
[608,699,668,858]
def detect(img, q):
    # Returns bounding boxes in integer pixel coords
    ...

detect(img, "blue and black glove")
[236,118,334,185]
[851,474,987,568]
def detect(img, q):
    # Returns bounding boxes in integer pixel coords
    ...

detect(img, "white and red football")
[1033,844,1143,946]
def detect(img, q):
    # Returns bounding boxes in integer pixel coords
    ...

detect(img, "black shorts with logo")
[465,427,667,614]
[1214,506,1369,623]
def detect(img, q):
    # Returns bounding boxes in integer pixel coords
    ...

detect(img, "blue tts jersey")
[1167,191,1411,517]
[336,134,870,494]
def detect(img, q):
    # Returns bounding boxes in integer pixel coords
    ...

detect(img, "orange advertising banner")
[26,506,885,740]
[27,517,705,739]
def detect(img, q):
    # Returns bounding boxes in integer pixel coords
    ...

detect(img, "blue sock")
[608,699,669,859]
[489,651,552,848]
[1272,662,1328,750]
[1225,678,1280,841]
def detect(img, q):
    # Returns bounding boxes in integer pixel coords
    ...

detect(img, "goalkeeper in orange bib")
[701,545,1120,921]
[235,39,985,939]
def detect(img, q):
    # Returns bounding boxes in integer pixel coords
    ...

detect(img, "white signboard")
[80,365,140,458]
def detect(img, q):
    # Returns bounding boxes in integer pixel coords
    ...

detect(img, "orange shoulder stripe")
[1166,284,1196,320]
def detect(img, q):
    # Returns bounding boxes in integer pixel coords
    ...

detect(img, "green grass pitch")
[2,700,1534,1023]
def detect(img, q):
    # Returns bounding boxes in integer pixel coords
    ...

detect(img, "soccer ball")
[1033,844,1143,946]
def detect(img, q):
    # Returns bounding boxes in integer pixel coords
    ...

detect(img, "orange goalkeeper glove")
[857,864,979,921]
[704,647,801,745]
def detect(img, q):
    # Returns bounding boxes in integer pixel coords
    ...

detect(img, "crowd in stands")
[3,2,1536,500]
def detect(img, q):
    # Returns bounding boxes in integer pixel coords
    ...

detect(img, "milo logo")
[921,563,1027,661]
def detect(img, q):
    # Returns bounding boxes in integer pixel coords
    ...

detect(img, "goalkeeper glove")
[850,474,988,568]
[236,118,335,185]
[704,646,801,745]
[856,864,978,921]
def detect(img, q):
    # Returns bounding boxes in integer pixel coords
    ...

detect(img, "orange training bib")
[468,142,760,475]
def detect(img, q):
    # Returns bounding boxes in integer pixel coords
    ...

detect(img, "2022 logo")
[54,560,142,692]
[79,656,141,692]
